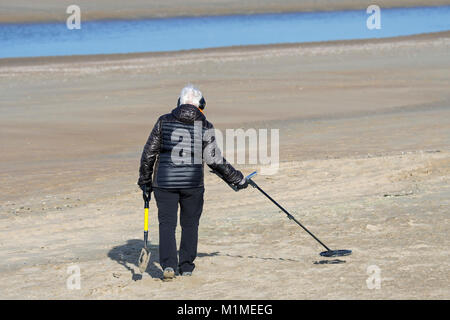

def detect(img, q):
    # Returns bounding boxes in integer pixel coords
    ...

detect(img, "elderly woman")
[138,84,248,279]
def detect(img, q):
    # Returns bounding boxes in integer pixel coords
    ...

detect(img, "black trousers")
[153,187,204,273]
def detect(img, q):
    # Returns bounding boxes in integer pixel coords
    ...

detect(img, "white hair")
[179,84,203,107]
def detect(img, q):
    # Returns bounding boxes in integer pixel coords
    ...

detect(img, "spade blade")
[320,249,352,257]
[138,247,150,273]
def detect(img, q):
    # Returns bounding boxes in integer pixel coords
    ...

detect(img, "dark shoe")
[181,271,192,276]
[163,267,175,280]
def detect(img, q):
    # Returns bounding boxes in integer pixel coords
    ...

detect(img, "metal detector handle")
[245,171,257,181]
[229,171,258,191]
[246,171,258,188]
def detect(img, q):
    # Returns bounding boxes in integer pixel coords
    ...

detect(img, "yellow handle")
[144,207,149,232]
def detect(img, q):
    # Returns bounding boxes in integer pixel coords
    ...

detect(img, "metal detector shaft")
[248,179,331,252]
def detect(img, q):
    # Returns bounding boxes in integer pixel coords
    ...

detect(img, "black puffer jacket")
[138,104,243,189]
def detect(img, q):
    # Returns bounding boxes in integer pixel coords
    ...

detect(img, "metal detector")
[244,171,352,258]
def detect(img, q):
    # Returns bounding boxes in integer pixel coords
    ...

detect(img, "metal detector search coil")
[320,249,352,257]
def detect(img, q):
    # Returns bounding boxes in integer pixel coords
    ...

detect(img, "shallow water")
[1,6,449,58]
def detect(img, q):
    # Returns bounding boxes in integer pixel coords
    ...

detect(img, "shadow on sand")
[107,239,219,281]
[108,239,328,281]
[108,239,162,281]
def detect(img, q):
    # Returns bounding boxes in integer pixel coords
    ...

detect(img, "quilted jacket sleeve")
[137,117,162,188]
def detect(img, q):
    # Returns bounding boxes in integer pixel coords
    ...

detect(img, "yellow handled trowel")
[138,187,150,273]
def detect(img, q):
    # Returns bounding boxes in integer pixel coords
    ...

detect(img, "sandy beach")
[1,0,450,23]
[1,21,449,300]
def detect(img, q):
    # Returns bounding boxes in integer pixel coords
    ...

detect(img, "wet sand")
[0,32,449,299]
[1,0,450,23]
